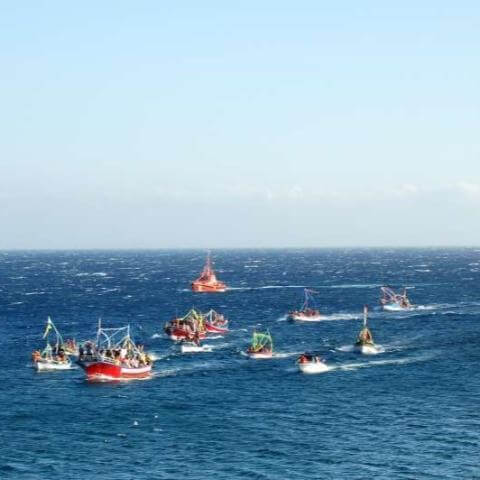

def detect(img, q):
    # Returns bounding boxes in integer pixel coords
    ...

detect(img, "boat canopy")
[95,322,143,355]
[250,331,273,351]
[203,309,225,323]
[299,288,320,311]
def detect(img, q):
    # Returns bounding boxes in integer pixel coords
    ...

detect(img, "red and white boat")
[289,289,326,322]
[191,254,227,292]
[204,309,229,334]
[77,323,153,380]
[81,359,152,380]
[164,308,207,341]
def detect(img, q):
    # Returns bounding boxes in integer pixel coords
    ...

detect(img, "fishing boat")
[246,330,273,359]
[164,308,207,341]
[180,341,213,353]
[31,317,72,371]
[191,253,227,292]
[297,353,329,374]
[77,322,153,380]
[204,309,229,334]
[289,289,325,321]
[354,306,379,354]
[380,286,413,311]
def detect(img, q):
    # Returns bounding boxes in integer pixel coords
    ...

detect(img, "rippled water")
[1,249,480,479]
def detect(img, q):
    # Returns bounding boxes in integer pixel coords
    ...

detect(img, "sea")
[1,248,479,479]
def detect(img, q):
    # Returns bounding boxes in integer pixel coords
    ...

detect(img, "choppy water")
[1,248,480,479]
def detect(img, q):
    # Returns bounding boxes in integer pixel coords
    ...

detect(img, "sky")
[1,1,479,248]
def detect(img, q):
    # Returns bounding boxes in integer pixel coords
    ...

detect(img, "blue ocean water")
[1,248,480,479]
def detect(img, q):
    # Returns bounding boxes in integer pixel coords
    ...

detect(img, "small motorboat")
[191,253,227,292]
[354,306,379,355]
[33,351,72,371]
[204,309,229,334]
[297,354,329,374]
[180,342,213,353]
[246,330,273,359]
[289,289,326,321]
[380,287,413,311]
[32,317,73,372]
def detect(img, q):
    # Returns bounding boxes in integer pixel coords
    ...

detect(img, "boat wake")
[228,285,306,291]
[317,313,361,322]
[334,353,435,371]
[272,351,302,359]
[322,283,383,289]
[336,345,354,352]
[336,344,385,354]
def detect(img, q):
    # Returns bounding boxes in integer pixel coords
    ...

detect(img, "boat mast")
[302,289,309,310]
[363,305,368,327]
[96,318,102,347]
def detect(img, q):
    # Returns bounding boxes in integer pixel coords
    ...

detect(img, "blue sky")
[1,1,479,248]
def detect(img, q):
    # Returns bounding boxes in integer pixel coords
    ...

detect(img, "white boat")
[289,312,326,322]
[297,354,329,373]
[380,287,413,311]
[180,342,213,353]
[289,289,325,321]
[383,303,412,312]
[35,358,72,371]
[248,351,273,359]
[31,317,73,372]
[353,306,379,355]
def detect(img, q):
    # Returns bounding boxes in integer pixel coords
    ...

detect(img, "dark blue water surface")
[1,249,480,479]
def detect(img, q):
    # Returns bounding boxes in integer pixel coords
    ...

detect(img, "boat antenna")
[96,317,102,346]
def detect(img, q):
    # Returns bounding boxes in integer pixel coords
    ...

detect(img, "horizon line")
[0,245,479,252]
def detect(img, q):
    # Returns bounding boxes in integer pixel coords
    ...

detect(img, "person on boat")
[32,350,42,362]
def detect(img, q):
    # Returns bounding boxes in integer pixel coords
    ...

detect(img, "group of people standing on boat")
[78,341,152,368]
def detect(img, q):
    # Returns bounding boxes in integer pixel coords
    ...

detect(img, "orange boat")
[191,254,227,292]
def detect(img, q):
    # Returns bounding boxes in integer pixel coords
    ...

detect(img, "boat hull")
[247,352,273,359]
[166,328,206,342]
[180,343,212,353]
[298,361,329,374]
[205,323,229,334]
[289,313,326,322]
[81,361,152,380]
[354,343,379,355]
[383,303,412,312]
[35,360,72,371]
[191,282,227,292]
